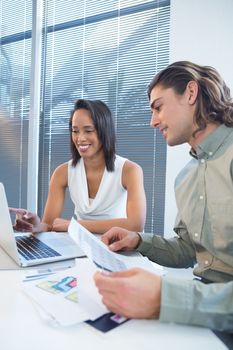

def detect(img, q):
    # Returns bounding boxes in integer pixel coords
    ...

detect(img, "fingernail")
[100,270,111,276]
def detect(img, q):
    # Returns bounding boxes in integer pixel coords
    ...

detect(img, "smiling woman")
[69,100,116,171]
[71,109,104,159]
[11,99,146,235]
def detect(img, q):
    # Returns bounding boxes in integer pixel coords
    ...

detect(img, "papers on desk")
[68,218,164,274]
[22,259,108,327]
[22,220,164,329]
[22,258,129,331]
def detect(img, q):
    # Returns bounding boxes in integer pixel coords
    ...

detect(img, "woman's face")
[71,108,103,159]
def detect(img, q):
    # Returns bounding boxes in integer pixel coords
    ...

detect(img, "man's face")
[149,84,196,147]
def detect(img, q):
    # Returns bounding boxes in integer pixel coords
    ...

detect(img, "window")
[0,0,32,208]
[0,0,170,235]
[39,0,170,234]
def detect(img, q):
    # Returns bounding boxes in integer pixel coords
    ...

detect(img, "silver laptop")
[0,182,85,267]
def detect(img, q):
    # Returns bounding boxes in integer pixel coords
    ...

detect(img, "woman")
[12,99,146,234]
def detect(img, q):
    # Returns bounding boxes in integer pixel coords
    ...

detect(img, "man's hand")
[101,227,141,251]
[94,268,161,319]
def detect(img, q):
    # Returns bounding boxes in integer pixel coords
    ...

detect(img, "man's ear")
[186,80,198,105]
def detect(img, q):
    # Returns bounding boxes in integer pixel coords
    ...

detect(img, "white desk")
[0,268,226,350]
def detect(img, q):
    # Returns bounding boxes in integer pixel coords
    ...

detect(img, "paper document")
[76,258,108,319]
[22,266,91,326]
[23,263,75,282]
[22,258,127,329]
[76,258,130,332]
[23,259,108,326]
[68,218,163,274]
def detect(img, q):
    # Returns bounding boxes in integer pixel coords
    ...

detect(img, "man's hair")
[69,99,116,171]
[148,61,233,133]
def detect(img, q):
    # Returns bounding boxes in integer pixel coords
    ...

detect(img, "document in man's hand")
[68,218,163,274]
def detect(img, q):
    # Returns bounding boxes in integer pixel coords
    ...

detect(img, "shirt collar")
[189,124,233,159]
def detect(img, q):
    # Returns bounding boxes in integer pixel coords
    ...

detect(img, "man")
[94,61,233,332]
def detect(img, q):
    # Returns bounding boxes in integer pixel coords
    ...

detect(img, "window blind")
[0,0,32,208]
[39,0,170,234]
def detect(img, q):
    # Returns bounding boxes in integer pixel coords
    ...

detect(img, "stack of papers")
[22,259,108,327]
[22,220,165,329]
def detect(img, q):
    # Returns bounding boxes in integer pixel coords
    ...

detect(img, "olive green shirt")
[138,124,233,331]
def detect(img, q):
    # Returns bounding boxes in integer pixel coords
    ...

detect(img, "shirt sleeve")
[159,276,233,332]
[137,231,196,268]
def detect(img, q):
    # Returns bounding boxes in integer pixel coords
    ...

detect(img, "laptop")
[0,182,85,267]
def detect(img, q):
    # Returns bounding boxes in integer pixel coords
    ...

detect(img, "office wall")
[164,0,233,237]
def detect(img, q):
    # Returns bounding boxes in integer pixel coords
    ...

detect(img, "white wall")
[164,0,233,237]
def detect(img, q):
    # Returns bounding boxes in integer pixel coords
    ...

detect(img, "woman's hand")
[9,208,46,233]
[51,218,70,232]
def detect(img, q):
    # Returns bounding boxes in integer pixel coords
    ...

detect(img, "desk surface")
[0,268,227,350]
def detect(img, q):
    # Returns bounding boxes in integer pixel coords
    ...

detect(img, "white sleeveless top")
[68,155,127,220]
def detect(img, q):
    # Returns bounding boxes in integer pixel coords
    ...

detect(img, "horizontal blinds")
[39,0,170,234]
[0,0,32,208]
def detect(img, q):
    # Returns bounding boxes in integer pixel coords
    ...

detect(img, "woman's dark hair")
[69,99,116,171]
[148,61,233,134]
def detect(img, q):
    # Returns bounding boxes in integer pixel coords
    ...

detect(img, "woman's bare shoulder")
[51,162,69,184]
[123,159,143,174]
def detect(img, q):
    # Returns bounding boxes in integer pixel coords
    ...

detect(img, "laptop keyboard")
[15,235,61,260]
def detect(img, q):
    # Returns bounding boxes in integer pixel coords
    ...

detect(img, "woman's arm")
[10,163,68,233]
[41,162,68,230]
[78,160,146,234]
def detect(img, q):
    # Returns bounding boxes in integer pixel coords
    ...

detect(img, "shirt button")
[201,159,205,163]
[199,195,204,200]
[208,152,213,156]
[194,233,198,238]
[204,260,209,265]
